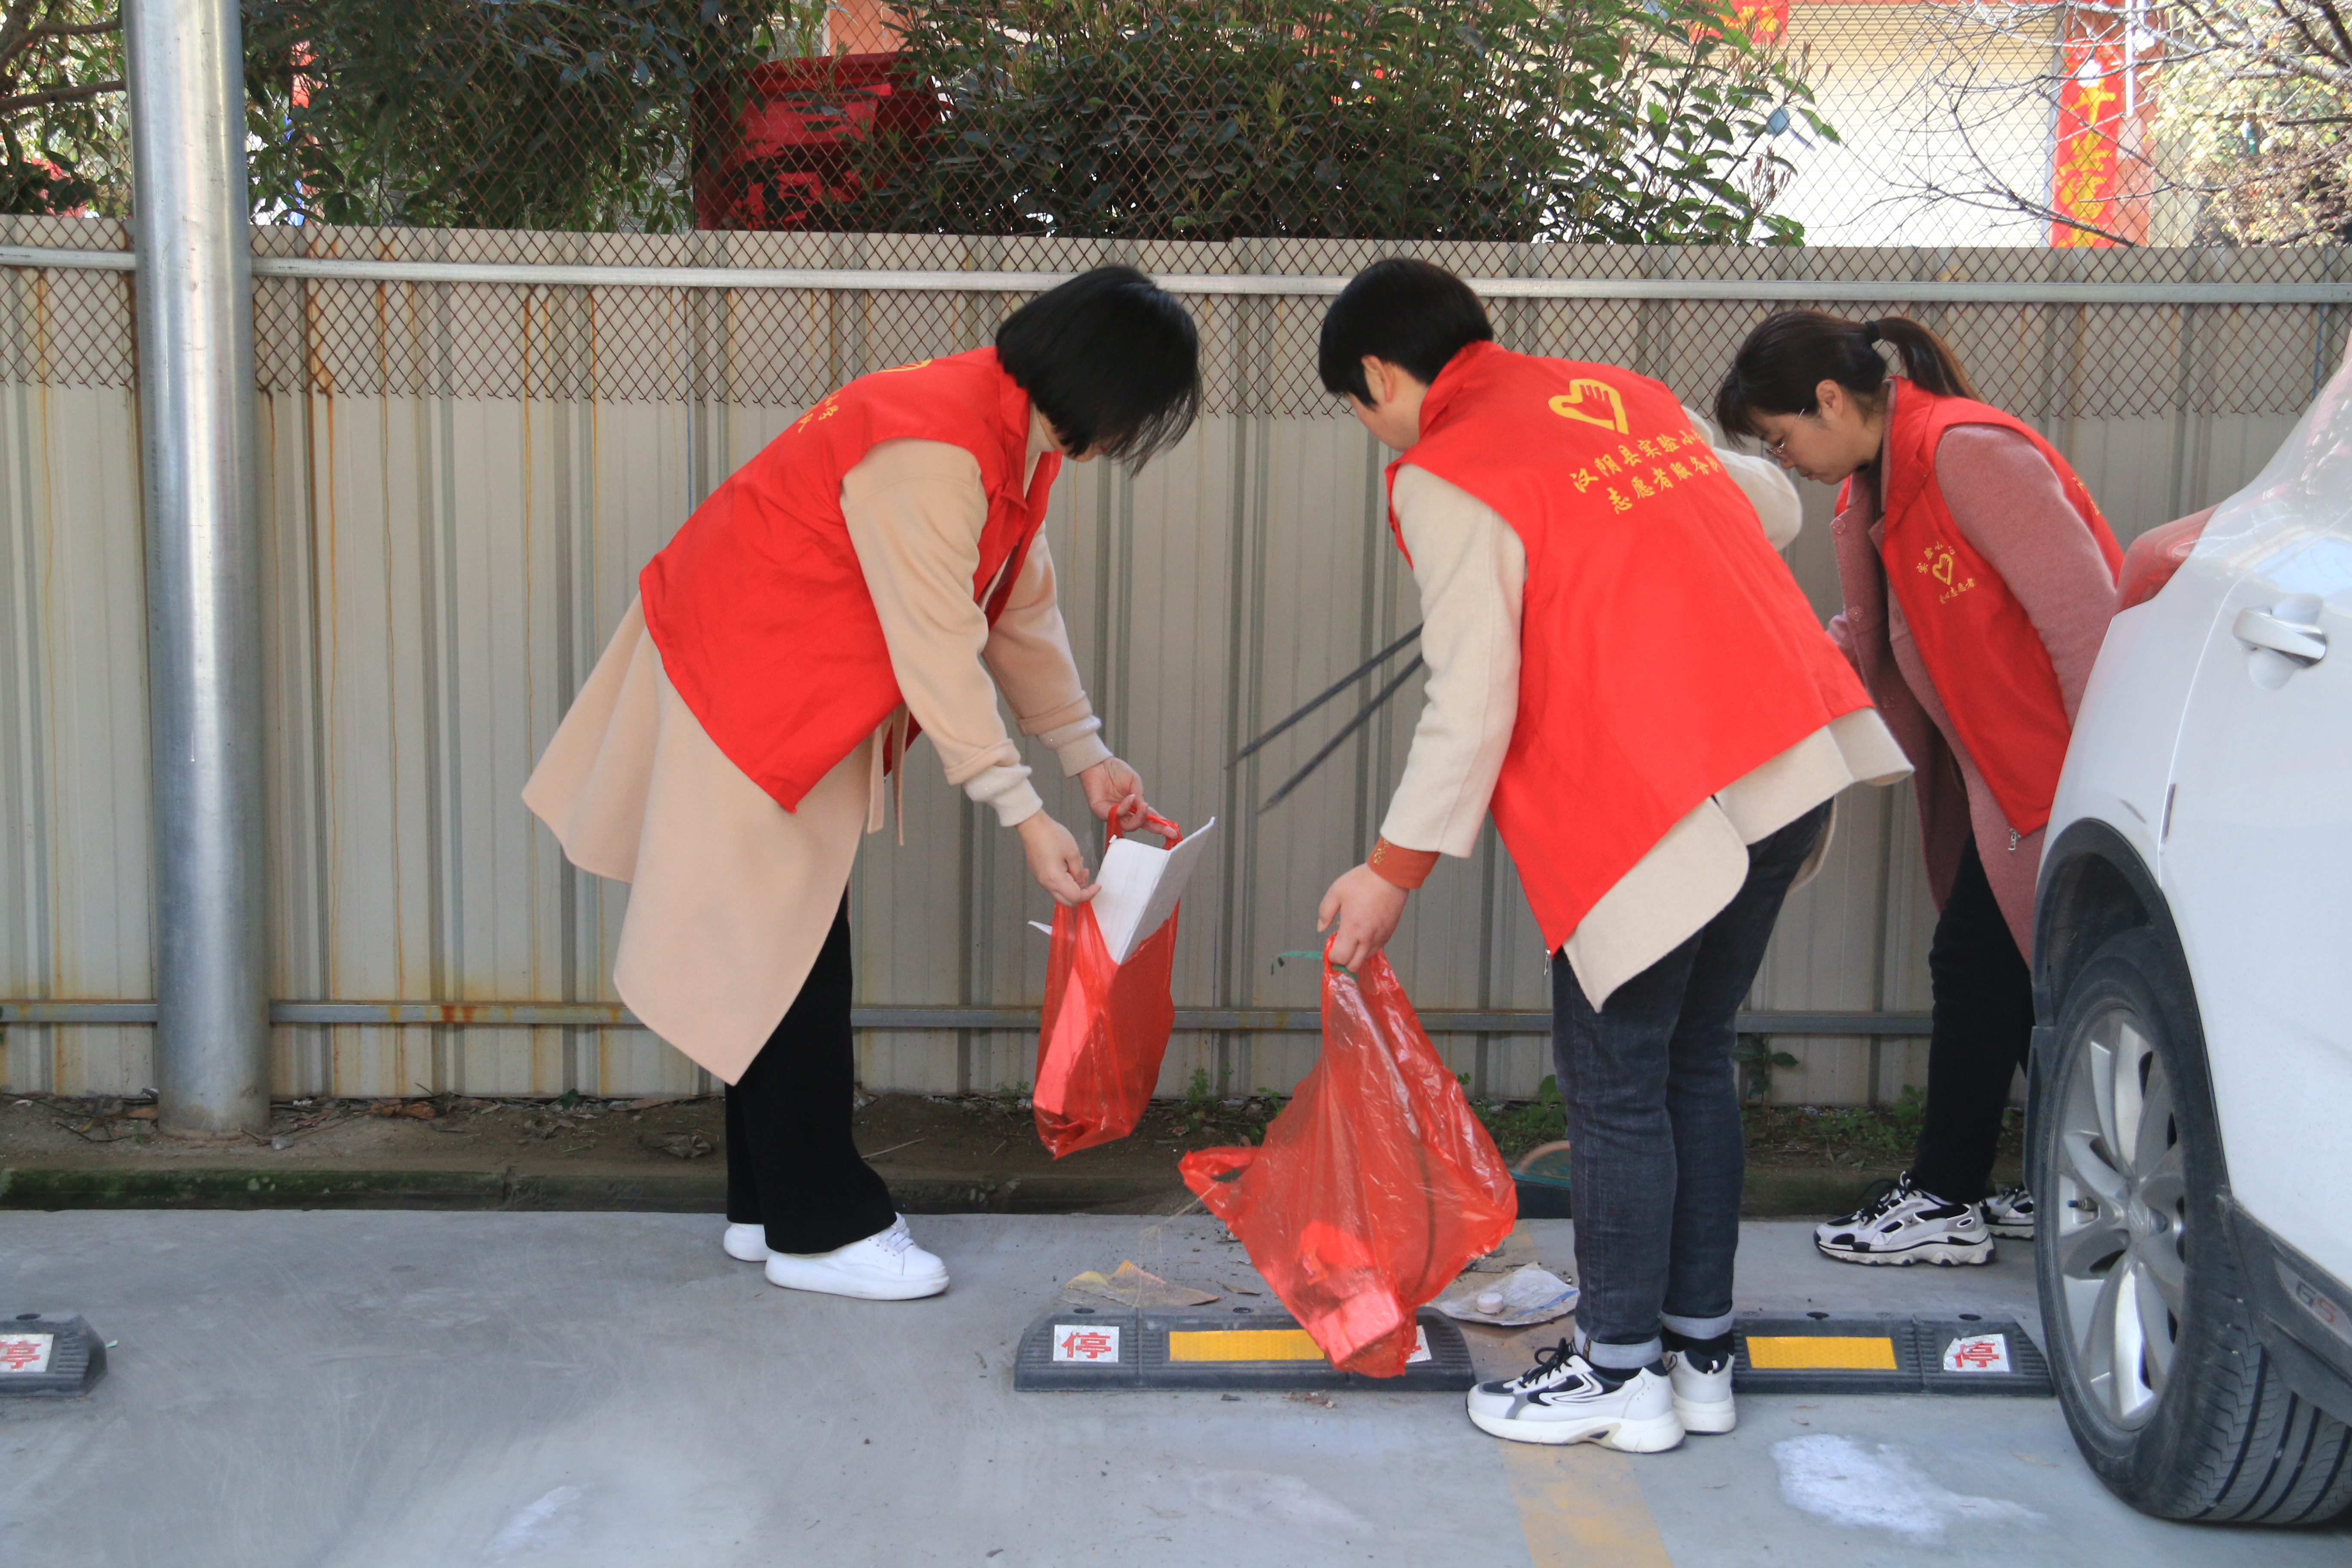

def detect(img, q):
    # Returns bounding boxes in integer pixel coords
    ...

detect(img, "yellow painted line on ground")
[1746,1335,1898,1370]
[1166,1328,1326,1363]
[1501,1444,1676,1568]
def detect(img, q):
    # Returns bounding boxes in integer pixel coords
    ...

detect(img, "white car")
[2035,351,2352,1524]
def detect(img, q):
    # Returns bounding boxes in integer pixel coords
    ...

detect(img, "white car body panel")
[2051,359,2352,1288]
[2051,568,2214,876]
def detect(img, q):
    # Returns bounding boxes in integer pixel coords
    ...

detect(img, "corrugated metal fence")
[2,219,2341,1102]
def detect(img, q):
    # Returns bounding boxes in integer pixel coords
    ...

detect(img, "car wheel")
[2037,928,2352,1524]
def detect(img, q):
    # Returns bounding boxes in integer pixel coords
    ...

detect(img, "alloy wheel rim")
[2052,1002,2188,1429]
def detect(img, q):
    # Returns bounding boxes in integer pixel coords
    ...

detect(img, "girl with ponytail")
[1715,311,2122,1268]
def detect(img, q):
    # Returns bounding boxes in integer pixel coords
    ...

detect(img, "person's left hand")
[1079,758,1148,833]
[1317,863,1409,971]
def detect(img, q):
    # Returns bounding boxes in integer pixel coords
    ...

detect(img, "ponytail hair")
[1713,310,1978,440]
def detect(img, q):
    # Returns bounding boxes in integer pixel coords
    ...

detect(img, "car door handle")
[2234,606,2328,665]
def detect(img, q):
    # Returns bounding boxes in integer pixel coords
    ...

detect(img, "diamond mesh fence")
[0,1,2324,251]
[235,228,2348,421]
[0,3,2342,258]
[4,3,2351,417]
[4,214,2345,424]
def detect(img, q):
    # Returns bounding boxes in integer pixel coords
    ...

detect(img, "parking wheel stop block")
[0,1313,108,1399]
[1014,1304,1475,1392]
[1734,1312,2052,1396]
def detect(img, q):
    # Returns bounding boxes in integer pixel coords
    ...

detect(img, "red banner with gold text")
[2051,0,2160,246]
[1691,0,1788,45]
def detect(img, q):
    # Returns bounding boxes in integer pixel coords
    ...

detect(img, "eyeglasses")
[1761,435,1793,466]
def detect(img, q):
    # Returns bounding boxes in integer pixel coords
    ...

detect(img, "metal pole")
[126,0,269,1136]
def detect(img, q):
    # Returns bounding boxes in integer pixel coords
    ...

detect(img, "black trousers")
[724,899,897,1254]
[1908,836,2036,1204]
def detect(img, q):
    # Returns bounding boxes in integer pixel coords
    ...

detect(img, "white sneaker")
[722,1222,772,1262]
[1983,1185,2035,1240]
[1466,1341,1684,1452]
[763,1215,948,1301]
[1663,1345,1736,1433]
[1814,1172,1995,1266]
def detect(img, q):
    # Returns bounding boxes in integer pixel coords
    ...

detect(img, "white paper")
[1088,818,1216,963]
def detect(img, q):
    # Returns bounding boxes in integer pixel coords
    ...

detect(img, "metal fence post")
[126,0,270,1135]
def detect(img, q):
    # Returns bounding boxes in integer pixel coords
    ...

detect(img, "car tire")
[2037,928,2352,1524]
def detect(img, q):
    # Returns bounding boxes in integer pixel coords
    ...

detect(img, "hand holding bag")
[1031,813,1184,1158]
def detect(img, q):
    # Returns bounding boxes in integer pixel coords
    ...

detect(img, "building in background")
[1774,0,2053,245]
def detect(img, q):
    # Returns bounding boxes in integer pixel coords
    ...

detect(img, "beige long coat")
[524,430,1112,1083]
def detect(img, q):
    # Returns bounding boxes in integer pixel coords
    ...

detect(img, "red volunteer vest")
[1395,342,1873,953]
[1866,381,2120,836]
[639,349,1062,810]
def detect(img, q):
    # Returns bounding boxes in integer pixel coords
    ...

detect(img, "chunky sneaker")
[1662,1344,1736,1433]
[1815,1172,1994,1266]
[763,1215,949,1301]
[1983,1185,2035,1240]
[722,1222,773,1262]
[1466,1341,1684,1452]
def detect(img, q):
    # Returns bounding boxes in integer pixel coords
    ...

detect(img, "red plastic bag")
[1031,815,1184,1158]
[1179,950,1517,1377]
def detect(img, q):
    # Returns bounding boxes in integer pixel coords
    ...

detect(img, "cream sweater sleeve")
[1684,403,1802,551]
[983,533,1115,778]
[840,438,1043,828]
[1377,466,1525,858]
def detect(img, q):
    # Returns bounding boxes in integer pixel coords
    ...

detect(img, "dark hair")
[1317,257,1495,402]
[995,266,1200,468]
[1712,311,1980,440]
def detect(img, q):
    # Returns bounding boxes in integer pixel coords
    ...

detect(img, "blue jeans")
[1552,803,1831,1371]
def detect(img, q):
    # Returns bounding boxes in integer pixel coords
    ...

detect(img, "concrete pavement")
[2,1211,2342,1566]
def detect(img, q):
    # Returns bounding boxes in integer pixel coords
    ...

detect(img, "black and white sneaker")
[1983,1186,2035,1240]
[1814,1172,1994,1266]
[1465,1341,1684,1452]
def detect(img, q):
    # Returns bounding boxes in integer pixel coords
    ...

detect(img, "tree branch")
[2310,0,2352,66]
[0,0,50,73]
[29,17,120,41]
[0,76,122,111]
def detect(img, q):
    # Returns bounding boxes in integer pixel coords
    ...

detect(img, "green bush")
[0,0,131,217]
[1473,1072,1567,1158]
[852,0,1829,242]
[240,0,813,231]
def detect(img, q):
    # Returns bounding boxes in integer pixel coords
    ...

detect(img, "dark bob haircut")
[1317,258,1494,402]
[995,266,1201,468]
[1713,310,1980,441]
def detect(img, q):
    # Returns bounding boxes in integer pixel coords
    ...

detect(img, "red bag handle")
[1105,810,1182,850]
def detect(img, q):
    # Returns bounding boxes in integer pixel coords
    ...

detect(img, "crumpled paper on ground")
[1064,1260,1219,1309]
[1435,1262,1580,1327]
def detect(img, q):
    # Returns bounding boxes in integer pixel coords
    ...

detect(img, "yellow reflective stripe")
[1166,1329,1326,1363]
[1746,1335,1899,1370]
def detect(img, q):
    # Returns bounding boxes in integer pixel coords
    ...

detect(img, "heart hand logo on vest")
[1915,541,1977,604]
[1547,379,1629,435]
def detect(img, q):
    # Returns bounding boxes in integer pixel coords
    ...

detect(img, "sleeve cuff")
[1367,837,1440,890]
[962,764,1044,828]
[1054,735,1114,778]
